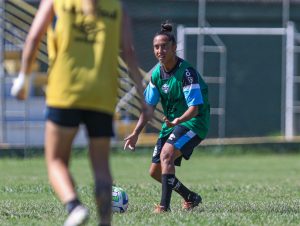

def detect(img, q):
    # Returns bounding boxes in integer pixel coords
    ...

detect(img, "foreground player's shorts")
[45,106,114,138]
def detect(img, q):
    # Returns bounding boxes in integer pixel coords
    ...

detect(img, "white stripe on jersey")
[183,83,200,92]
[149,81,156,88]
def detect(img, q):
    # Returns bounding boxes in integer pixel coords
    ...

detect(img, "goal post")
[177,22,297,140]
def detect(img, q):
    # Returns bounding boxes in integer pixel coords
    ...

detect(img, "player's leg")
[84,110,113,226]
[157,125,203,212]
[149,136,168,182]
[155,142,180,212]
[149,163,161,182]
[150,151,200,206]
[45,107,88,226]
[88,137,112,225]
[150,136,190,212]
[45,120,78,204]
[167,125,203,210]
[150,148,182,182]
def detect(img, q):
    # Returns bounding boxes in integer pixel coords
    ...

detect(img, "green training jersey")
[144,58,210,139]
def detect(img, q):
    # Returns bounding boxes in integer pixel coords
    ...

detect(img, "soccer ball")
[112,186,129,213]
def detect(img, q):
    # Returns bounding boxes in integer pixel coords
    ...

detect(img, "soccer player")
[124,22,210,213]
[11,0,148,225]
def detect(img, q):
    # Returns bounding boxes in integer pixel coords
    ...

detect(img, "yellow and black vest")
[47,0,121,114]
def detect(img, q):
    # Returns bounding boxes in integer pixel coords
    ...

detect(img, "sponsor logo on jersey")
[188,76,193,84]
[162,84,169,94]
[185,69,193,84]
[185,69,191,76]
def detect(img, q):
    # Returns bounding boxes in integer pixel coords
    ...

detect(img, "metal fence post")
[285,21,295,140]
[0,0,5,144]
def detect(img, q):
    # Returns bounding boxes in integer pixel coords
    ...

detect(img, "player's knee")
[149,168,157,179]
[160,151,172,165]
[149,168,154,177]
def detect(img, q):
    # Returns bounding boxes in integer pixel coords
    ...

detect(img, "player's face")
[153,35,176,66]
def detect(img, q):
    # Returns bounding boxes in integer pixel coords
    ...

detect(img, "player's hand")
[11,73,30,100]
[163,116,181,128]
[124,132,139,151]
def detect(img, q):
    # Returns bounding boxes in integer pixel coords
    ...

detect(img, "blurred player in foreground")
[124,22,210,213]
[11,0,148,225]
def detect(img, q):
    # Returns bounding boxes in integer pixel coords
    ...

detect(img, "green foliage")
[0,151,299,225]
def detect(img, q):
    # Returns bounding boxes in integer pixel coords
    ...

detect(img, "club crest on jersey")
[162,84,169,94]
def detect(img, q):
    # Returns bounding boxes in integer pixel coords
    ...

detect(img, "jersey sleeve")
[182,67,204,106]
[144,78,160,106]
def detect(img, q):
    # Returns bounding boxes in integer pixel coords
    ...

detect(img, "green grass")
[0,149,300,226]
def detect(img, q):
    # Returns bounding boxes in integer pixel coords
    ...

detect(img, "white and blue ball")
[112,186,129,213]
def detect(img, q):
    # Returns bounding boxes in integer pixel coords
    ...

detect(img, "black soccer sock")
[171,177,195,202]
[65,198,81,214]
[160,174,174,210]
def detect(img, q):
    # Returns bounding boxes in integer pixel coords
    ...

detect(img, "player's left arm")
[120,3,144,100]
[164,67,203,127]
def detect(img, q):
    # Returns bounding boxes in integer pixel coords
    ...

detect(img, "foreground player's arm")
[11,0,54,100]
[120,4,145,101]
[164,68,203,128]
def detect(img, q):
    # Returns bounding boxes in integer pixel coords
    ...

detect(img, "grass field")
[0,148,299,226]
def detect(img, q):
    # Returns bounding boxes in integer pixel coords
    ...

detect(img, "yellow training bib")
[47,0,121,114]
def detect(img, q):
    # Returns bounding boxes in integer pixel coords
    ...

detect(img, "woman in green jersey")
[124,22,210,213]
[11,0,148,225]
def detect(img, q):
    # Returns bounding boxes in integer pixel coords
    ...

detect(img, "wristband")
[10,72,30,98]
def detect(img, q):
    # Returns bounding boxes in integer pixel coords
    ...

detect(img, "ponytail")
[155,21,176,44]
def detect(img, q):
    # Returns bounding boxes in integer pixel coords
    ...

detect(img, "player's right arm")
[11,0,54,100]
[124,78,160,151]
[123,105,155,151]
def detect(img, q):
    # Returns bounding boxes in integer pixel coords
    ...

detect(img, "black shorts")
[152,125,203,166]
[45,107,114,138]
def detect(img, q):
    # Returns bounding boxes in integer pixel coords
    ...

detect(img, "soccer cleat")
[182,193,202,210]
[64,205,89,226]
[153,204,169,213]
